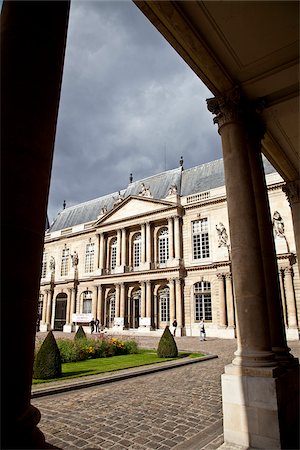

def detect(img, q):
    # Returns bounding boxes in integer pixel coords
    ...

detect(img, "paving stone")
[32,336,300,450]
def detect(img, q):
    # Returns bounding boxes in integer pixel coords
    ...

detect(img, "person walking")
[172,319,178,337]
[199,319,206,341]
[95,318,100,333]
[90,318,95,334]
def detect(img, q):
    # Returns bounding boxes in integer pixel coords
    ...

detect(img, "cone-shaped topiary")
[33,331,61,379]
[157,326,178,358]
[74,325,86,340]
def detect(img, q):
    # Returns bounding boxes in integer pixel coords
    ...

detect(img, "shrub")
[124,339,139,354]
[157,326,178,358]
[74,325,86,340]
[33,331,61,379]
[56,339,87,363]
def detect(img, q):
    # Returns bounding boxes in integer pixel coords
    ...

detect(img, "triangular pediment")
[95,196,176,226]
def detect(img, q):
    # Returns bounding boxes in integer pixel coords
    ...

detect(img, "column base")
[63,323,74,333]
[221,363,299,449]
[39,323,51,332]
[2,404,46,449]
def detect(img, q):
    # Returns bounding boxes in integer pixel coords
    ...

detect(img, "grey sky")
[48,0,221,223]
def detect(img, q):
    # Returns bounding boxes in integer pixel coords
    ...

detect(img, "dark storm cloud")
[48,0,220,223]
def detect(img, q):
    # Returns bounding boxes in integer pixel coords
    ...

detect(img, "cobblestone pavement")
[33,335,300,450]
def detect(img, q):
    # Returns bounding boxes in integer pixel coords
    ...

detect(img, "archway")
[54,293,67,331]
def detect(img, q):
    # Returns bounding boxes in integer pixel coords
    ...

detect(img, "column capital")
[225,272,232,280]
[207,87,265,140]
[282,180,300,206]
[284,266,294,276]
[217,273,225,280]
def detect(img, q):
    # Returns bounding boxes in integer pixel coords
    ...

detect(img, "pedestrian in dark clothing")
[90,318,95,334]
[95,318,100,333]
[172,319,178,337]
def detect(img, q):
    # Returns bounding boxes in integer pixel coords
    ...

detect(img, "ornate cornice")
[282,180,300,206]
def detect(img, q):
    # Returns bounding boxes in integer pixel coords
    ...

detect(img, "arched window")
[133,233,141,268]
[61,246,70,276]
[158,228,169,265]
[83,291,92,314]
[108,292,116,322]
[194,281,212,321]
[158,286,170,322]
[110,238,117,270]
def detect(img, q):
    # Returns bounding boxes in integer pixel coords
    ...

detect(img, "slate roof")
[48,156,276,232]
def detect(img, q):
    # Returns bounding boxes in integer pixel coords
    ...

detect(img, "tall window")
[83,291,92,314]
[85,242,95,273]
[194,281,212,321]
[111,238,117,270]
[61,246,70,276]
[159,287,170,322]
[38,294,43,320]
[133,233,141,268]
[41,252,47,278]
[109,293,116,322]
[158,228,169,265]
[192,218,210,259]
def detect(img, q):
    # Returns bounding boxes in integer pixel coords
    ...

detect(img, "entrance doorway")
[54,294,67,330]
[130,289,141,328]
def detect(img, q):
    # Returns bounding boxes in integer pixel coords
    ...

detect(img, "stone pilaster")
[175,278,183,332]
[91,286,97,320]
[99,232,105,272]
[97,284,103,325]
[115,283,120,318]
[121,228,127,267]
[46,289,52,326]
[174,216,181,261]
[225,273,235,329]
[116,229,121,267]
[141,223,146,264]
[279,269,287,327]
[146,221,151,264]
[41,290,47,324]
[141,281,146,318]
[217,273,227,328]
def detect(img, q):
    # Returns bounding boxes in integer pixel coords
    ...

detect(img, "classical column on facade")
[41,290,47,324]
[225,273,235,329]
[141,223,146,264]
[115,283,120,319]
[217,273,227,328]
[247,118,292,364]
[146,221,151,266]
[119,283,126,325]
[169,278,175,323]
[45,290,53,328]
[168,217,174,260]
[63,288,73,333]
[145,280,152,329]
[175,278,183,334]
[97,284,104,325]
[51,289,59,329]
[207,88,299,449]
[284,266,298,333]
[282,180,300,273]
[116,229,121,268]
[121,228,127,268]
[278,269,287,327]
[99,232,105,273]
[174,216,182,262]
[141,281,146,318]
[91,286,97,321]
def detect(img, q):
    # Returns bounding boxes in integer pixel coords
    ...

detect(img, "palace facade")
[39,158,299,339]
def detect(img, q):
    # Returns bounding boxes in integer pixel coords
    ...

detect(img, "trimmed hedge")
[33,331,61,379]
[157,326,178,358]
[74,325,86,340]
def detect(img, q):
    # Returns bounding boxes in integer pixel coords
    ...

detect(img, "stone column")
[146,221,151,264]
[1,2,70,447]
[175,278,183,330]
[146,280,152,320]
[278,269,287,327]
[46,290,53,326]
[41,291,47,324]
[247,125,291,363]
[141,282,146,318]
[283,180,300,273]
[217,273,227,328]
[121,228,127,267]
[116,229,121,267]
[174,216,181,260]
[284,267,298,329]
[115,284,120,318]
[92,286,97,320]
[69,288,76,322]
[168,217,174,259]
[225,273,235,328]
[169,279,175,323]
[207,90,274,367]
[99,233,105,271]
[120,283,126,319]
[97,285,103,325]
[65,288,71,324]
[51,292,57,330]
[141,223,146,264]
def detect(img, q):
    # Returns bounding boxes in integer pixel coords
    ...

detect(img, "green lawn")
[32,350,203,384]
